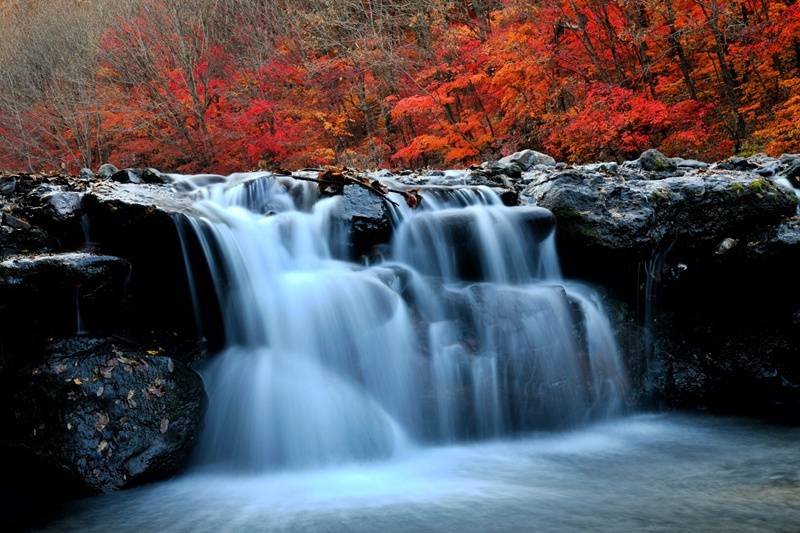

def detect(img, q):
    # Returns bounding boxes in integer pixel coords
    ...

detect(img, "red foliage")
[1,0,799,172]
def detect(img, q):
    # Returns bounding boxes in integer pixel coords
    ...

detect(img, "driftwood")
[286,170,422,209]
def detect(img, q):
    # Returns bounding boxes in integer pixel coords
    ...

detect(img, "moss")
[730,182,745,194]
[650,190,669,202]
[749,178,768,193]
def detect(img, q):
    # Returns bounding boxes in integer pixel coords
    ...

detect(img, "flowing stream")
[178,173,627,469]
[42,173,800,531]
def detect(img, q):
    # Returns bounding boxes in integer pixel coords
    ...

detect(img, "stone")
[0,253,130,351]
[637,149,677,173]
[79,168,95,181]
[497,149,557,170]
[524,169,798,255]
[0,175,17,196]
[336,184,392,258]
[97,163,119,180]
[5,336,206,492]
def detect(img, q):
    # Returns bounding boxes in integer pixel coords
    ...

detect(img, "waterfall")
[176,174,627,471]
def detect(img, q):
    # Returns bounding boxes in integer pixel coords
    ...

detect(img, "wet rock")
[79,168,95,181]
[111,169,143,184]
[42,190,83,222]
[673,158,709,170]
[81,182,212,347]
[0,253,130,352]
[97,163,119,180]
[525,169,798,256]
[497,149,557,171]
[140,168,169,184]
[778,155,800,187]
[652,311,800,421]
[0,175,17,196]
[335,184,392,258]
[5,336,206,492]
[637,149,677,173]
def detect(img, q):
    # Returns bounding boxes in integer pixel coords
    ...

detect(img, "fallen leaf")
[159,418,169,434]
[97,440,108,453]
[95,412,109,432]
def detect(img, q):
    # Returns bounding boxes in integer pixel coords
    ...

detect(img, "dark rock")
[81,182,221,349]
[652,311,800,422]
[0,176,17,196]
[97,163,119,180]
[335,184,392,259]
[717,156,759,171]
[0,253,130,354]
[5,336,206,492]
[637,149,677,173]
[2,212,31,231]
[111,169,143,184]
[779,157,800,187]
[140,168,169,184]
[525,169,798,256]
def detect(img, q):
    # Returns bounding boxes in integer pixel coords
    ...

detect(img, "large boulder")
[335,184,393,259]
[4,336,206,492]
[525,169,798,256]
[636,149,677,173]
[497,149,557,171]
[81,182,220,349]
[0,253,130,356]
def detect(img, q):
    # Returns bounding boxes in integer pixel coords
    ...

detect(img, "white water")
[43,415,800,532]
[174,173,626,470]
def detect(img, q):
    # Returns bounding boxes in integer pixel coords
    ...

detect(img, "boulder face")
[524,169,797,256]
[5,337,206,492]
[335,184,393,259]
[0,253,131,355]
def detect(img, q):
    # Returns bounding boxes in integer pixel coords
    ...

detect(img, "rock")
[81,182,220,349]
[652,311,800,421]
[779,156,800,187]
[335,184,392,258]
[5,336,206,492]
[140,168,168,184]
[673,158,709,170]
[497,149,557,170]
[525,169,798,256]
[97,163,119,180]
[0,175,17,196]
[111,169,143,184]
[637,149,677,173]
[79,168,95,181]
[42,191,83,222]
[0,253,130,353]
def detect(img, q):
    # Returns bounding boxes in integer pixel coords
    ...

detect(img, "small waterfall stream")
[177,173,627,471]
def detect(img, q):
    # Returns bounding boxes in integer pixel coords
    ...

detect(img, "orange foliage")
[1,0,799,172]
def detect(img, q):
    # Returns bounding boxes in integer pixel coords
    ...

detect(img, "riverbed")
[42,414,800,532]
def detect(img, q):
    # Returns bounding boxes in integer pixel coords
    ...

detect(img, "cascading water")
[175,172,627,471]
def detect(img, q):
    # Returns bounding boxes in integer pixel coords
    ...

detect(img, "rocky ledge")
[0,149,799,507]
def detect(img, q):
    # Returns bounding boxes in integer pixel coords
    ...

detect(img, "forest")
[0,0,798,173]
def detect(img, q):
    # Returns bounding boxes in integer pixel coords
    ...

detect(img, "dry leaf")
[97,440,108,453]
[95,412,109,432]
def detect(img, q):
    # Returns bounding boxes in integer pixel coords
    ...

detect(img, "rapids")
[172,172,627,469]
